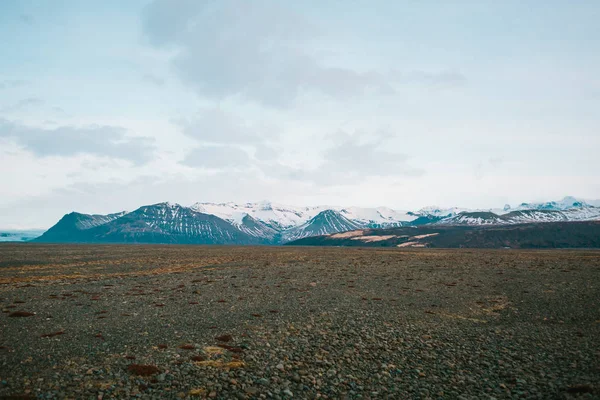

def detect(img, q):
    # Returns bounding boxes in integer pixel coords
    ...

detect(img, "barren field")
[0,244,599,400]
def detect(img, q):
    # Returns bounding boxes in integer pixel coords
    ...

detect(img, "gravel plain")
[0,244,599,399]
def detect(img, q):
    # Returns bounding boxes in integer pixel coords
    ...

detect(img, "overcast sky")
[1,0,599,229]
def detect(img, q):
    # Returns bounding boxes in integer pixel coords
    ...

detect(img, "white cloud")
[142,0,396,107]
[182,145,252,169]
[0,119,155,164]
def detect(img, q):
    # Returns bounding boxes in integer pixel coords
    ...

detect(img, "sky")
[1,0,599,229]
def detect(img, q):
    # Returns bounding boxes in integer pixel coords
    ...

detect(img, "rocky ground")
[0,244,599,399]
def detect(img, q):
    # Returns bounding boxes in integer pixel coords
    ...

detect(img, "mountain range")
[28,196,600,245]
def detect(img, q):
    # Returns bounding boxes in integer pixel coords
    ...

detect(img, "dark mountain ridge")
[287,221,600,249]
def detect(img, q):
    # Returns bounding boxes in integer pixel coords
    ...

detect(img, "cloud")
[261,129,422,185]
[474,157,505,180]
[391,70,467,87]
[142,74,166,86]
[0,80,28,90]
[182,145,251,169]
[51,106,67,116]
[178,108,279,164]
[141,0,394,107]
[322,133,412,176]
[19,14,34,24]
[179,108,274,144]
[0,119,155,164]
[1,97,44,113]
[254,144,278,161]
[488,157,504,168]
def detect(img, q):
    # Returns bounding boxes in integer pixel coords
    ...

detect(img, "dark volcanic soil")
[0,244,599,399]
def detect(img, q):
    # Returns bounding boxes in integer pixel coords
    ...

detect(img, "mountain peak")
[282,209,363,242]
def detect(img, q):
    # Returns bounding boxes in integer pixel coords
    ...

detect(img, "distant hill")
[0,229,45,242]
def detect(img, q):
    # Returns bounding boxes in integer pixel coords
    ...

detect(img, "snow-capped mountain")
[437,211,505,225]
[33,211,127,242]
[338,206,414,227]
[190,201,324,230]
[435,198,600,226]
[511,196,590,212]
[32,196,600,245]
[35,203,263,245]
[236,214,279,239]
[409,206,468,218]
[281,210,364,242]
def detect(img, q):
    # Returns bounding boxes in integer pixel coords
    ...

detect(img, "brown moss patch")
[179,344,195,350]
[8,311,35,317]
[215,334,233,342]
[127,364,160,376]
[41,331,65,338]
[216,344,244,353]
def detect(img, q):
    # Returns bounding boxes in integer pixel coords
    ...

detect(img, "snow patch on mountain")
[191,202,326,230]
[192,202,416,230]
[339,206,414,225]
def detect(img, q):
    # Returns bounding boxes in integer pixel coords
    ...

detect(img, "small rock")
[245,386,259,395]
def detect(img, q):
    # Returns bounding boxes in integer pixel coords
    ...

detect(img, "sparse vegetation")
[0,244,598,398]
